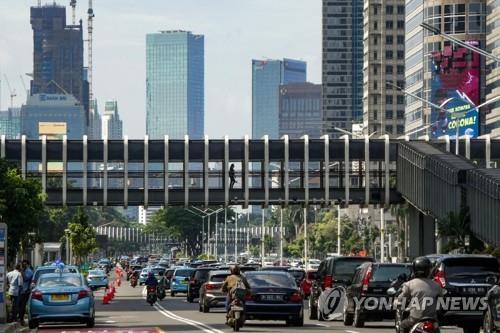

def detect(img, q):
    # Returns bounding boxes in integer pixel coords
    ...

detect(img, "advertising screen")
[430,41,481,139]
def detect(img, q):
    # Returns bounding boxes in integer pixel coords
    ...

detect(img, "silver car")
[198,270,230,313]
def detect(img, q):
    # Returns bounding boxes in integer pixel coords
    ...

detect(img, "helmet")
[413,256,432,278]
[230,265,240,276]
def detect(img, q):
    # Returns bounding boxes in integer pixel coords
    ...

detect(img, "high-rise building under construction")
[30,4,89,119]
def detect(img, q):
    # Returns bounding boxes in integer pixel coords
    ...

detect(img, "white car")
[307,259,321,270]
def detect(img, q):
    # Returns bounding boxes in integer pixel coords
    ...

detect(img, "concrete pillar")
[407,205,436,258]
[34,243,44,267]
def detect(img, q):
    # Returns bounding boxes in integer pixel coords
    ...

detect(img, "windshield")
[175,270,192,277]
[288,270,305,280]
[194,270,210,280]
[88,270,105,276]
[151,268,165,274]
[246,273,296,288]
[333,259,372,282]
[211,274,229,282]
[372,265,412,282]
[38,275,82,288]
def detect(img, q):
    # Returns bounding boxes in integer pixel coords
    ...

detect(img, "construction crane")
[70,0,77,25]
[87,0,95,114]
[19,74,29,101]
[3,75,16,108]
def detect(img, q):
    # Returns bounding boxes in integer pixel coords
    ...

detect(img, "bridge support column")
[407,205,436,258]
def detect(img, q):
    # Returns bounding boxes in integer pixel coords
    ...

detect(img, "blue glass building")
[252,59,307,139]
[146,31,204,139]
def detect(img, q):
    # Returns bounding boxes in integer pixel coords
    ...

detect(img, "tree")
[66,208,98,264]
[437,207,483,253]
[0,159,45,265]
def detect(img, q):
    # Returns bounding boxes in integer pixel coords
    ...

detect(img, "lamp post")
[261,208,265,261]
[280,207,283,265]
[234,213,240,262]
[224,208,228,263]
[246,210,250,255]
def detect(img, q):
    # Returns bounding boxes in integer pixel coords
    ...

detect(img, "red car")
[300,270,318,298]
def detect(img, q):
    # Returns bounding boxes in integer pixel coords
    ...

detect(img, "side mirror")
[387,287,397,296]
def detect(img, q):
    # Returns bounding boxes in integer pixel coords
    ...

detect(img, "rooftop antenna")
[70,0,77,25]
[3,75,16,108]
[87,0,95,115]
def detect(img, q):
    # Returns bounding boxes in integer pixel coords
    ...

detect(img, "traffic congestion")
[9,252,499,332]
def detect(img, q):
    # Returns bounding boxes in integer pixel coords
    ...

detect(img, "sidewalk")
[0,322,34,333]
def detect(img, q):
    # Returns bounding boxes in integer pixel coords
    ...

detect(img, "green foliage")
[284,237,303,258]
[249,245,260,257]
[66,208,98,264]
[264,235,274,253]
[0,159,45,264]
[437,207,471,253]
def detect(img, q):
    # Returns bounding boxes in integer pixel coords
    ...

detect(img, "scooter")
[227,298,245,332]
[157,285,166,300]
[147,286,157,306]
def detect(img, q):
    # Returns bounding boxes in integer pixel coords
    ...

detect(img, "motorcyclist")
[221,265,250,323]
[397,257,444,333]
[145,272,158,288]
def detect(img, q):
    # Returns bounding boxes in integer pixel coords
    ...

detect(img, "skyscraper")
[405,0,487,138]
[146,31,204,139]
[486,0,500,136]
[0,108,21,139]
[252,59,306,139]
[279,82,322,138]
[363,0,406,137]
[88,99,102,139]
[322,0,364,137]
[102,100,123,139]
[30,4,89,119]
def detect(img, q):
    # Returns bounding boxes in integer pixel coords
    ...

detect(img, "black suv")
[344,262,412,327]
[187,267,214,303]
[309,256,375,321]
[429,254,499,333]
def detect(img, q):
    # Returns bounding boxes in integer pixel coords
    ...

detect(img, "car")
[287,268,306,286]
[262,258,274,267]
[483,282,500,333]
[199,270,231,312]
[86,269,109,290]
[139,268,150,285]
[28,273,95,329]
[300,270,318,299]
[429,254,499,333]
[307,259,321,270]
[170,268,194,296]
[243,271,304,326]
[344,262,412,327]
[187,267,214,303]
[32,265,80,288]
[309,256,375,320]
[98,258,112,269]
[150,266,166,280]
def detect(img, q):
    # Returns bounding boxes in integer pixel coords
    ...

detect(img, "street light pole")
[207,214,211,257]
[246,210,250,254]
[337,204,341,255]
[234,214,239,262]
[280,207,283,265]
[215,212,218,260]
[380,207,385,263]
[224,208,228,263]
[261,208,265,261]
[202,215,205,254]
[303,207,308,270]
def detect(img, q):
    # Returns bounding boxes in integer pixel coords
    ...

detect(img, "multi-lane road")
[35,282,463,333]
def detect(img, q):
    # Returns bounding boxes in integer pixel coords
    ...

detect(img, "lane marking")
[142,287,224,333]
[316,323,330,327]
[345,330,361,333]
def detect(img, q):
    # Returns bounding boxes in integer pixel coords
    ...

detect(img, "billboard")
[38,122,67,140]
[430,42,481,139]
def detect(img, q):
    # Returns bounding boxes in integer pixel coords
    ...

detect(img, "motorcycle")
[227,298,245,332]
[388,274,440,333]
[157,285,166,300]
[130,275,138,288]
[146,286,157,306]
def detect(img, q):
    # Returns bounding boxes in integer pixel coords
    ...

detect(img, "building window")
[374,6,378,15]
[386,95,393,104]
[385,125,393,133]
[386,5,393,14]
[397,20,405,29]
[386,21,393,29]
[397,5,405,15]
[386,65,393,74]
[374,81,378,90]
[373,96,378,105]
[374,37,378,45]
[397,65,404,74]
[386,50,393,59]
[397,50,404,59]
[397,125,405,134]
[397,95,405,104]
[374,66,378,75]
[374,111,378,120]
[374,21,378,30]
[374,51,378,60]
[386,35,393,44]
[397,35,405,44]
[397,110,405,119]
[386,110,393,119]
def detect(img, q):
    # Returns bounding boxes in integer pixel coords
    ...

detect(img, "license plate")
[462,287,485,294]
[260,294,283,301]
[51,294,70,302]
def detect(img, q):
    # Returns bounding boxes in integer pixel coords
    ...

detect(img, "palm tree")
[437,207,471,253]
[390,203,408,260]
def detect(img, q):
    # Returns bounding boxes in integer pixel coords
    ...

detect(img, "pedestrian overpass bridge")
[1,134,499,251]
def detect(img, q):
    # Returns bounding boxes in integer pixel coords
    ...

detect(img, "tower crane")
[3,75,16,108]
[87,0,95,114]
[19,74,29,100]
[70,0,77,25]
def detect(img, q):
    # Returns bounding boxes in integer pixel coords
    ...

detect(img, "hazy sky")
[0,0,321,138]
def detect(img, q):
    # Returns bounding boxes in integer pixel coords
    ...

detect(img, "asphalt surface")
[35,277,466,333]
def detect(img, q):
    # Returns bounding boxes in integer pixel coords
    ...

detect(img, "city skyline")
[0,0,321,139]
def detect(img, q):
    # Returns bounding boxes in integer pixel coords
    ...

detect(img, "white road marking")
[142,287,224,333]
[345,330,361,333]
[315,323,330,327]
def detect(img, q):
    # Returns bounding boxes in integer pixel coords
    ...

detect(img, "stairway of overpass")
[397,141,500,254]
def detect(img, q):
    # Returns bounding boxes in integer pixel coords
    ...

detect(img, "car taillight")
[422,321,435,332]
[433,267,446,288]
[206,284,217,290]
[78,290,89,299]
[323,274,333,289]
[31,290,43,301]
[289,292,302,303]
[361,266,373,295]
[244,293,254,301]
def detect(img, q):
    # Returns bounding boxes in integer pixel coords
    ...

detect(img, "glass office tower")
[252,58,306,139]
[146,31,204,139]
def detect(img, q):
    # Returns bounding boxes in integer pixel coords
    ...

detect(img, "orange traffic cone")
[102,294,110,304]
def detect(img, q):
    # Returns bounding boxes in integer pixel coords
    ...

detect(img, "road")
[36,280,465,333]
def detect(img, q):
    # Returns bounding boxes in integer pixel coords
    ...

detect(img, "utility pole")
[261,209,265,261]
[246,210,250,254]
[87,0,95,113]
[303,207,308,269]
[380,207,385,263]
[280,207,283,265]
[224,208,228,263]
